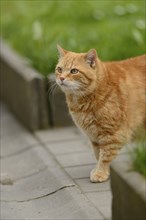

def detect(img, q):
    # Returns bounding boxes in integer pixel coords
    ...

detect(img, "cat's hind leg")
[90,142,122,183]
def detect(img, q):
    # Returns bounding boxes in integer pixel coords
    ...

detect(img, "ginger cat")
[55,45,146,183]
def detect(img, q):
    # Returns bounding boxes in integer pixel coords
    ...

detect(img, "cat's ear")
[57,45,68,59]
[85,49,97,68]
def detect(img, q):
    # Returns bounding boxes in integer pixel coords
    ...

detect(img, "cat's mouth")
[56,78,71,88]
[56,79,65,86]
[56,79,81,93]
[60,82,66,86]
[59,82,68,87]
[57,81,69,90]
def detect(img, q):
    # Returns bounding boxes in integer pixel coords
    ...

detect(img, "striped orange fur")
[55,46,146,182]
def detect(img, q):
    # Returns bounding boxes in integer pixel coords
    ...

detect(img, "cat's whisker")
[47,82,56,95]
[47,81,58,102]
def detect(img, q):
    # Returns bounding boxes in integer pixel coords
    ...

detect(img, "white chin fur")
[56,80,80,93]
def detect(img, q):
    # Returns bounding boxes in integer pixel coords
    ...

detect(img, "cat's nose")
[60,76,65,82]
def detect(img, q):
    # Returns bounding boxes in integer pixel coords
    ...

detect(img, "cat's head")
[55,45,100,96]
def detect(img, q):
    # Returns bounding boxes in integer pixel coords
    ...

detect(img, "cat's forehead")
[58,52,85,67]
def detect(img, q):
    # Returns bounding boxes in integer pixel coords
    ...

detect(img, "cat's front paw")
[90,168,110,183]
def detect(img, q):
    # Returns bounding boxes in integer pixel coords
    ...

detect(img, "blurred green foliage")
[131,128,146,178]
[0,0,145,76]
[132,143,146,178]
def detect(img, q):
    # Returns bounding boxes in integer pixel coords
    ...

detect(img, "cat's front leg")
[90,143,121,183]
[91,141,100,160]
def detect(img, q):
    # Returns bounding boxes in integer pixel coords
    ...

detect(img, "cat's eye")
[57,67,62,73]
[70,68,79,74]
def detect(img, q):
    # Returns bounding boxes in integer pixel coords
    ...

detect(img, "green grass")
[0,0,145,76]
[131,129,146,178]
[132,142,146,178]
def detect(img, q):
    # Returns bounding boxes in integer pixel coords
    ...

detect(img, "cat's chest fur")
[71,111,98,142]
[66,93,125,143]
[67,96,99,142]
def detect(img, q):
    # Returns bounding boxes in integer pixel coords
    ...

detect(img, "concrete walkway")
[1,102,113,220]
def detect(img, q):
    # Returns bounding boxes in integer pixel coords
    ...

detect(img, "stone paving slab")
[75,178,111,193]
[1,147,47,181]
[65,164,96,179]
[1,187,104,220]
[35,126,82,143]
[1,133,38,158]
[1,145,76,202]
[1,168,74,202]
[86,191,112,207]
[1,109,24,137]
[0,104,38,158]
[86,191,112,220]
[46,138,90,155]
[98,205,112,220]
[56,151,97,167]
